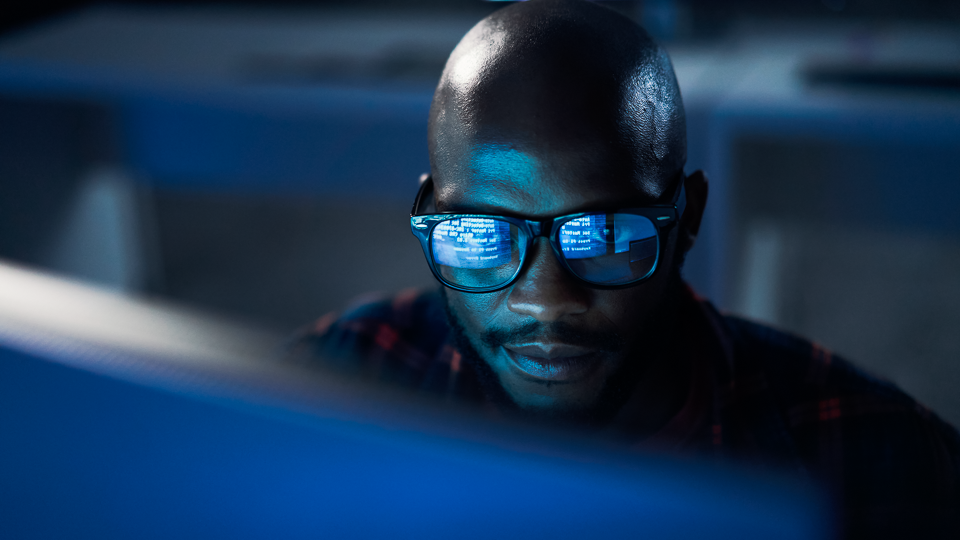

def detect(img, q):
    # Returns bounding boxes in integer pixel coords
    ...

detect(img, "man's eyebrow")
[434,197,669,218]
[435,202,516,215]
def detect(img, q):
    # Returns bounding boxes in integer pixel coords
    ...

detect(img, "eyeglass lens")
[431,214,658,289]
[432,218,521,289]
[559,214,658,284]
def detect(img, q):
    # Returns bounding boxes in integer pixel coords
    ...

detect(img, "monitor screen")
[0,262,829,540]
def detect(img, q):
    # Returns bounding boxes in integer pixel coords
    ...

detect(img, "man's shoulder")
[722,314,946,424]
[287,288,458,388]
[720,313,960,533]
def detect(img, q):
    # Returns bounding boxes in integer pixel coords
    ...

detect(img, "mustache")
[480,321,622,353]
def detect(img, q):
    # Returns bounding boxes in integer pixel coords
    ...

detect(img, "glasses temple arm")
[411,174,434,216]
[671,172,687,221]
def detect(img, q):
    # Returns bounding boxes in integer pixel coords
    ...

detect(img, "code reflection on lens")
[560,214,657,260]
[433,218,512,269]
[559,215,609,259]
[560,214,659,284]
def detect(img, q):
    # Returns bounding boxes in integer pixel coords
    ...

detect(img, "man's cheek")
[448,290,506,334]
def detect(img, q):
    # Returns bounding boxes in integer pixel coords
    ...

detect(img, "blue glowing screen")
[560,214,656,259]
[431,214,656,271]
[559,215,609,259]
[432,218,512,269]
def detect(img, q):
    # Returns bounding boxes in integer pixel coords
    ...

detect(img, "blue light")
[432,217,512,269]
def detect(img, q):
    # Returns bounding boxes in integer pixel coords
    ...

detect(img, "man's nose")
[506,239,589,321]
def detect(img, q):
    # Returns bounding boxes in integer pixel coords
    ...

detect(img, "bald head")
[429,0,686,205]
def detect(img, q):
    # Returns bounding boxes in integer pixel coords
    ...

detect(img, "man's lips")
[502,342,602,382]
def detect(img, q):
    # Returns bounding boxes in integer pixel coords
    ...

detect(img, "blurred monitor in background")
[287,1,960,538]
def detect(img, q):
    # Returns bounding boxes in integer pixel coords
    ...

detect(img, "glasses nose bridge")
[520,218,565,270]
[525,218,553,239]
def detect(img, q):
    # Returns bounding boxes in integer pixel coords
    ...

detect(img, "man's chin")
[502,386,607,425]
[495,352,613,417]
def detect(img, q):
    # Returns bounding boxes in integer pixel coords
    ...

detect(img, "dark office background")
[5,0,960,34]
[1,0,959,424]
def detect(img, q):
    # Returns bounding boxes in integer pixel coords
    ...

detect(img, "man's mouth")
[502,343,603,382]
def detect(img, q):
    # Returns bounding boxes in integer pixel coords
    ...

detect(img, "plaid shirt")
[289,285,960,539]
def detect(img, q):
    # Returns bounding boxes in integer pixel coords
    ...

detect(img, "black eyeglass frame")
[409,173,687,293]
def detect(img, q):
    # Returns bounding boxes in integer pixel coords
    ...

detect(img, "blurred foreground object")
[0,260,828,539]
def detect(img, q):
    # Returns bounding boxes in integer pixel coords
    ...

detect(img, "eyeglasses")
[410,174,686,293]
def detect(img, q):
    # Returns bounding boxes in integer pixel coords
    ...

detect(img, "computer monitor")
[0,261,830,539]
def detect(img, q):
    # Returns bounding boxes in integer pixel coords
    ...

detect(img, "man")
[291,0,959,537]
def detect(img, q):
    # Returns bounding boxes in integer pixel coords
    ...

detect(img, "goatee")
[439,270,682,429]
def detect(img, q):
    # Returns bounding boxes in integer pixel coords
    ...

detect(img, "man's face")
[434,135,682,416]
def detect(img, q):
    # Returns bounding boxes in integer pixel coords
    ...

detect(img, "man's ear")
[679,170,708,251]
